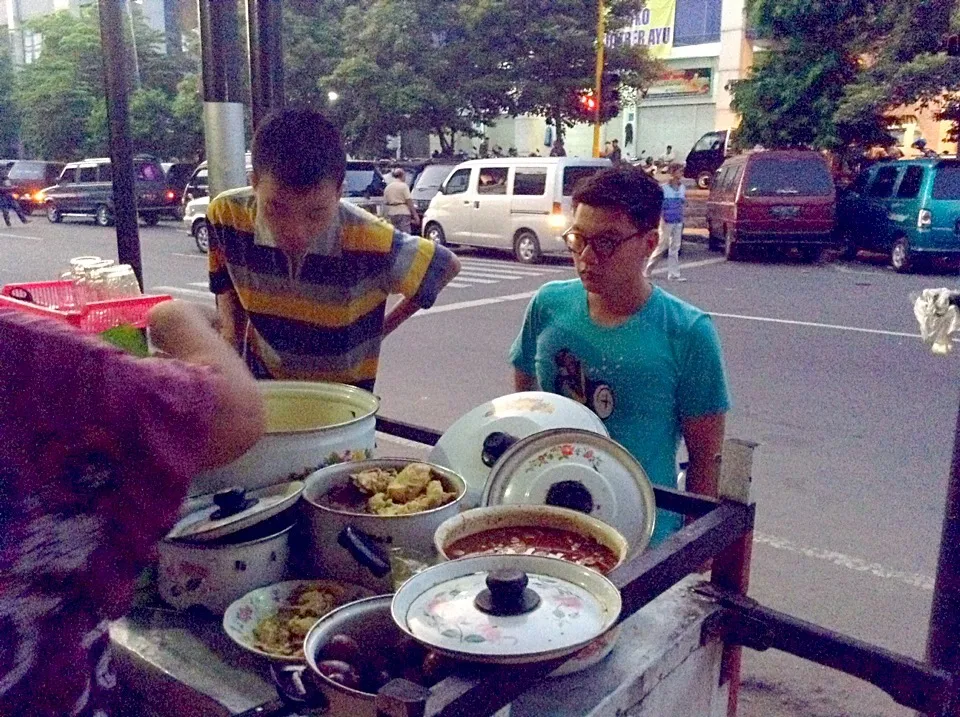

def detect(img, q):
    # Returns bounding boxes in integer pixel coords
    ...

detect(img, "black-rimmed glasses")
[562,229,645,260]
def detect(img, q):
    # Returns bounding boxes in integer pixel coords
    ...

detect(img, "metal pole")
[199,0,248,201]
[247,0,284,131]
[98,0,143,289]
[926,394,960,715]
[592,0,605,158]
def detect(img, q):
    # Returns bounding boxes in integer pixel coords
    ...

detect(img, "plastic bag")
[913,289,960,355]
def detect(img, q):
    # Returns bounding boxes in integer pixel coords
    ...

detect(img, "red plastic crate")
[0,280,172,332]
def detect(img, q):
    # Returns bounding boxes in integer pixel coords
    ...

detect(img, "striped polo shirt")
[208,187,456,390]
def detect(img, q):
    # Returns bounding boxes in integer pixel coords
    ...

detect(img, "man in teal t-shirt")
[510,166,730,545]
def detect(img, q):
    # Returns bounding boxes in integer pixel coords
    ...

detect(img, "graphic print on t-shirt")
[552,348,614,420]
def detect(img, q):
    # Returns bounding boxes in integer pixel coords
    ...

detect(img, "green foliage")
[0,40,19,157]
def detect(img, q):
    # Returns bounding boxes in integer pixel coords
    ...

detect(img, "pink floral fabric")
[0,310,218,716]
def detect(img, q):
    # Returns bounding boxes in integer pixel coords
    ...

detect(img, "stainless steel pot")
[301,459,467,592]
[158,511,294,613]
[190,381,379,498]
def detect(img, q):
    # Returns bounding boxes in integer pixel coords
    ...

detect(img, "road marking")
[461,262,565,277]
[0,231,43,241]
[753,532,935,591]
[446,281,470,288]
[154,286,214,300]
[710,311,919,339]
[462,258,568,273]
[188,282,209,288]
[458,270,522,281]
[172,252,206,259]
[451,275,498,284]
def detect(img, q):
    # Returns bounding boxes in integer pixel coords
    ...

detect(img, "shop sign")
[646,68,712,98]
[605,0,676,59]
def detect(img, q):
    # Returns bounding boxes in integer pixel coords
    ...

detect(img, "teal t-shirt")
[509,280,731,545]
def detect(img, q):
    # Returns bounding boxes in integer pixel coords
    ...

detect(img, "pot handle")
[338,525,392,578]
[481,431,518,467]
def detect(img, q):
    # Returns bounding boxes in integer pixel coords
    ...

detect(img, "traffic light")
[600,72,621,121]
[573,89,598,121]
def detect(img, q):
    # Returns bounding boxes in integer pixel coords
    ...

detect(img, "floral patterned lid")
[166,481,304,542]
[481,429,656,558]
[391,554,621,664]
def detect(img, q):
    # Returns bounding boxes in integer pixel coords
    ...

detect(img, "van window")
[135,161,164,182]
[78,166,98,183]
[562,166,603,196]
[744,159,833,197]
[478,167,508,195]
[444,168,471,195]
[851,169,871,195]
[867,166,899,198]
[514,168,548,196]
[414,164,455,191]
[932,165,960,200]
[59,167,77,183]
[694,132,724,153]
[98,164,113,182]
[712,167,728,194]
[896,166,924,199]
[721,165,742,197]
[7,161,48,181]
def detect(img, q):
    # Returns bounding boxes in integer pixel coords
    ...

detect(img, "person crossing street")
[645,163,687,281]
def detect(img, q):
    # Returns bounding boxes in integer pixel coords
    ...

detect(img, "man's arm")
[514,369,537,392]
[681,412,726,497]
[383,250,461,336]
[216,289,248,354]
[405,197,420,224]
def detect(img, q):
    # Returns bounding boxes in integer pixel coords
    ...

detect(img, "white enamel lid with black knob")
[166,481,304,542]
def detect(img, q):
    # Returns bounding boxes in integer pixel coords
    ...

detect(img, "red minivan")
[706,150,837,261]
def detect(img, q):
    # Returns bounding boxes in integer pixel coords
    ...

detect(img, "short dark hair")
[571,166,663,233]
[252,108,346,188]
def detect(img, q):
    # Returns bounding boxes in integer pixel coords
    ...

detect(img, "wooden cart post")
[711,438,758,717]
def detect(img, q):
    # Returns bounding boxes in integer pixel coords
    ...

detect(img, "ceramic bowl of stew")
[433,505,629,576]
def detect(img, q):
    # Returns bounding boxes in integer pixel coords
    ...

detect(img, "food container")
[190,381,379,498]
[301,459,467,593]
[158,483,302,613]
[433,505,629,573]
[427,392,609,508]
[391,554,621,669]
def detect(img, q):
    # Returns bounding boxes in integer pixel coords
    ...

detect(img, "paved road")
[4,216,959,716]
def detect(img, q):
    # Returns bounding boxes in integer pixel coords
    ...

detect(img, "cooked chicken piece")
[351,468,393,495]
[386,463,433,503]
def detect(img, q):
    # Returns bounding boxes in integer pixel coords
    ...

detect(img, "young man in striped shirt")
[208,108,461,390]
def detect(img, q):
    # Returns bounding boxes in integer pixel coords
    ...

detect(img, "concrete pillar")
[715,0,750,132]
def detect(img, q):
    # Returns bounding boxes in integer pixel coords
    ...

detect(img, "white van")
[421,157,612,263]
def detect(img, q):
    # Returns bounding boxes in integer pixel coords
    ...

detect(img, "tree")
[472,0,658,140]
[0,38,20,158]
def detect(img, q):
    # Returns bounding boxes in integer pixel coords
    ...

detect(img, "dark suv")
[0,160,64,213]
[40,157,179,226]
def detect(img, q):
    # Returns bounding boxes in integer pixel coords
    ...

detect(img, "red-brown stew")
[446,526,618,574]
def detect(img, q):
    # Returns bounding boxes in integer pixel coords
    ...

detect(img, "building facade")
[460,0,751,161]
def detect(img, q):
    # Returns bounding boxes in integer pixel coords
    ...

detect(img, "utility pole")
[247,0,284,131]
[593,0,606,158]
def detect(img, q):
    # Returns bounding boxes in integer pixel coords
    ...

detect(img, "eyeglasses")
[562,229,645,260]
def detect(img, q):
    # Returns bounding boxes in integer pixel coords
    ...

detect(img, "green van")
[838,158,960,272]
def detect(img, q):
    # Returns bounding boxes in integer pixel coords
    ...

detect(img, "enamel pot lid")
[391,554,621,665]
[481,429,656,559]
[166,481,304,542]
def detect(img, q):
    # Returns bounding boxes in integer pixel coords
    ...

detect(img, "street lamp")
[328,90,339,103]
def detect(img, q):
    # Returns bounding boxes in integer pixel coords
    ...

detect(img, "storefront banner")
[647,68,712,98]
[605,0,677,59]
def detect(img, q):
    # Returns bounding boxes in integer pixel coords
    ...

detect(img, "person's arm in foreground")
[216,289,249,354]
[383,241,462,336]
[148,300,264,469]
[681,412,725,497]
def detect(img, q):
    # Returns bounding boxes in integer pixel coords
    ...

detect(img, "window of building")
[22,31,42,64]
[673,0,722,47]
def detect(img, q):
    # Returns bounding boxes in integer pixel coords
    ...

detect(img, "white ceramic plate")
[482,429,656,559]
[223,579,373,662]
[428,392,609,509]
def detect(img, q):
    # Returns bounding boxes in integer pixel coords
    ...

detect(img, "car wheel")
[697,171,713,190]
[424,222,447,246]
[797,246,822,263]
[891,236,913,273]
[95,204,113,227]
[514,230,542,264]
[724,226,743,261]
[46,202,62,224]
[141,213,160,226]
[194,220,210,254]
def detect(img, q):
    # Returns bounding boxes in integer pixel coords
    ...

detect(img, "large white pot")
[302,459,467,593]
[190,381,379,498]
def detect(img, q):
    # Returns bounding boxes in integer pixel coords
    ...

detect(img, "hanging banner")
[647,68,713,98]
[605,0,677,59]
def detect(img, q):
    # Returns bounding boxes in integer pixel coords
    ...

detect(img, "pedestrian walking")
[608,139,622,165]
[383,168,419,235]
[550,139,566,157]
[645,163,687,281]
[0,178,29,226]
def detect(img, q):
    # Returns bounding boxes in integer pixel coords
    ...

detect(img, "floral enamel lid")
[390,554,621,665]
[481,429,656,558]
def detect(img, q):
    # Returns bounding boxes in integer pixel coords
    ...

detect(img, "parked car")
[410,161,458,233]
[183,195,211,253]
[706,150,837,261]
[837,158,960,272]
[0,160,65,213]
[164,162,197,213]
[422,157,611,263]
[40,157,179,226]
[182,155,253,206]
[684,130,730,189]
[344,160,387,215]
